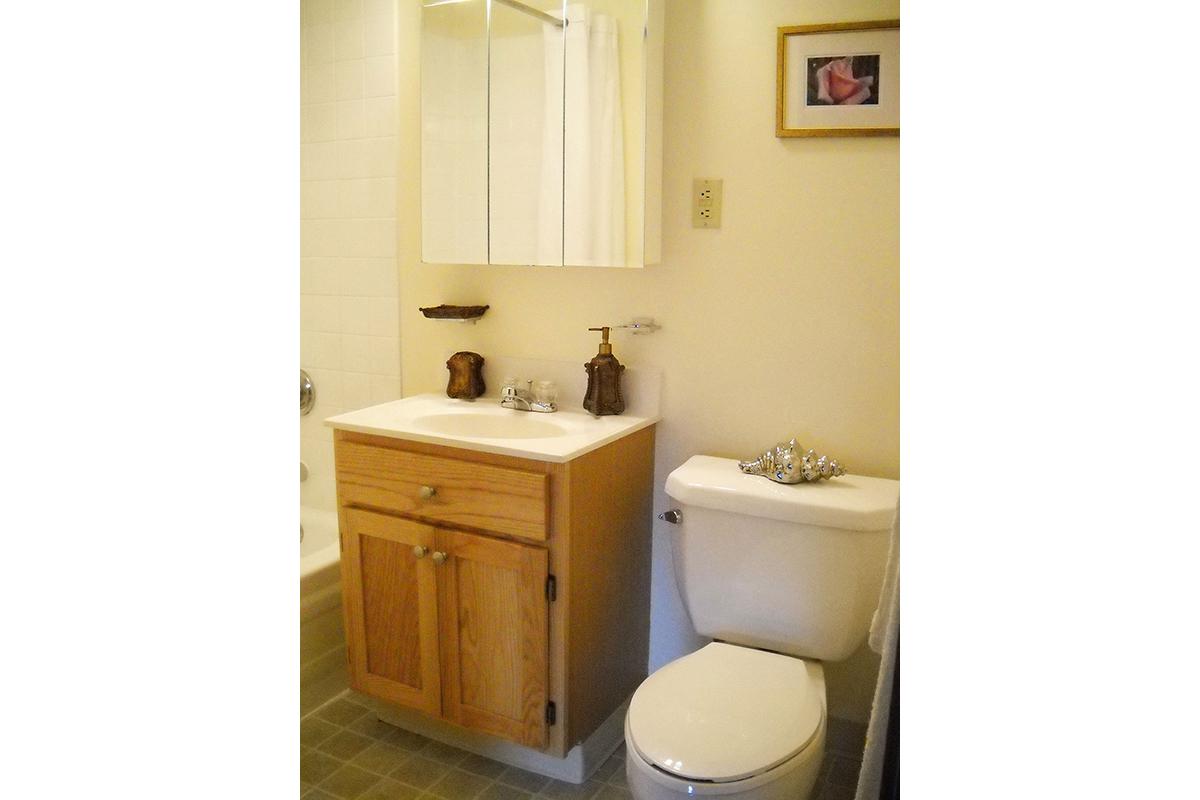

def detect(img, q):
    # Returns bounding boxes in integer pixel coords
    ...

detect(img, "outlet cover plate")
[692,178,723,228]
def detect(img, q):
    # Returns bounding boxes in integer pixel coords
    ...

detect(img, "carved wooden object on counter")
[445,351,486,400]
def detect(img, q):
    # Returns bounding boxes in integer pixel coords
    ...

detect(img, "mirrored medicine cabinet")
[420,0,663,268]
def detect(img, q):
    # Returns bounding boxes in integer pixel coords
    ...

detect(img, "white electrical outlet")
[692,178,723,228]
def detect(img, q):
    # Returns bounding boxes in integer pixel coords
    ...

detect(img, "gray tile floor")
[301,694,863,800]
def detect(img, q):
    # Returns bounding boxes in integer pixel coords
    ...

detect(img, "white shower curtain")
[540,4,625,267]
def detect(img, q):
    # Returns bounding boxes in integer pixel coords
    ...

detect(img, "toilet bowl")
[624,643,826,800]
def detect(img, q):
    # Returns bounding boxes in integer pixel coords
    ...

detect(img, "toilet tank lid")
[665,455,898,531]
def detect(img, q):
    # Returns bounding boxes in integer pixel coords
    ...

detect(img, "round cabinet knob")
[431,551,448,566]
[419,485,437,500]
[412,545,429,559]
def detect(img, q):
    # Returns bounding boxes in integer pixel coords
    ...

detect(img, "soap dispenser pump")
[583,326,625,416]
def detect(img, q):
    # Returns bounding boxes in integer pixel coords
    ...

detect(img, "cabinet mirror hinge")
[545,575,557,602]
[546,701,556,725]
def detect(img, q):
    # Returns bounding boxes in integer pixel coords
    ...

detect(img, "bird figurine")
[737,438,845,484]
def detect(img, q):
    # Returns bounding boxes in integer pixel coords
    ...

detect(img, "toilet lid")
[627,643,823,783]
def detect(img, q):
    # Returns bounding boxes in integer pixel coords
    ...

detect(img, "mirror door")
[488,0,565,266]
[421,0,489,265]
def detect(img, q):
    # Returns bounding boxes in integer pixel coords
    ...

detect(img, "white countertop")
[325,393,659,463]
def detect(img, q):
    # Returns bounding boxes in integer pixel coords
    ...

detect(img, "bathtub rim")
[301,506,342,623]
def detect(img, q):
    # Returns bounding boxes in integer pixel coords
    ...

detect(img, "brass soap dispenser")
[583,326,626,416]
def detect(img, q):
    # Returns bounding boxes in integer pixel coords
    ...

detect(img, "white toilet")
[625,455,899,800]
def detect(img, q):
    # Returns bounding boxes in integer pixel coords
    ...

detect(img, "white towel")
[856,500,899,800]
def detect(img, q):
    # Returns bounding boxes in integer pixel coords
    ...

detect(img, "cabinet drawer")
[335,439,549,541]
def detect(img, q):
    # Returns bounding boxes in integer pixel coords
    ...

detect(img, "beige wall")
[394,0,899,722]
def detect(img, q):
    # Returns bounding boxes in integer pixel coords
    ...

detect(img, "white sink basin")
[325,394,659,463]
[413,413,567,440]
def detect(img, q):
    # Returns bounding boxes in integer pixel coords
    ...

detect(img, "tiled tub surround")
[301,0,404,514]
[301,693,865,800]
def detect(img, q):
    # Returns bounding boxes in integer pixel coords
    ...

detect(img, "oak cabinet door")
[340,508,442,717]
[435,529,549,748]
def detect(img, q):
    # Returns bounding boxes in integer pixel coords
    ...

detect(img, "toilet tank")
[665,455,898,661]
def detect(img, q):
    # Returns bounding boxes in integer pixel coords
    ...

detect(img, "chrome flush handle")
[658,509,682,524]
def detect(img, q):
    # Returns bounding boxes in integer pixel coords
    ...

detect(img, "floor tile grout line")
[304,692,635,797]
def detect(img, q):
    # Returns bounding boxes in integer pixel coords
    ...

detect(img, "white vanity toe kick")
[325,394,659,463]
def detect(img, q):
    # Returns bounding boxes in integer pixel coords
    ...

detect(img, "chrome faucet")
[500,379,557,413]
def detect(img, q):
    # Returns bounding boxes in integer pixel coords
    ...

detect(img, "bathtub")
[300,506,348,715]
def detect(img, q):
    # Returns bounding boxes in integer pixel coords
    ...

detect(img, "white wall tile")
[339,258,399,298]
[304,367,343,410]
[340,296,371,335]
[337,178,394,218]
[301,331,342,370]
[302,258,340,296]
[334,60,364,100]
[342,334,373,373]
[305,63,335,104]
[364,56,395,98]
[305,103,337,142]
[336,138,394,179]
[301,181,339,220]
[334,20,364,61]
[302,141,338,181]
[369,374,403,405]
[363,96,397,137]
[364,137,395,177]
[342,371,372,410]
[364,257,400,297]
[335,100,366,140]
[307,0,334,25]
[301,294,341,332]
[300,219,342,258]
[335,139,371,179]
[370,336,400,376]
[362,0,392,28]
[363,16,394,57]
[306,23,335,64]
[368,296,399,337]
[342,219,396,258]
[334,0,364,24]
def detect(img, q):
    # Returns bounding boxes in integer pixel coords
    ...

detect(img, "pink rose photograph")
[777,20,899,137]
[806,54,881,106]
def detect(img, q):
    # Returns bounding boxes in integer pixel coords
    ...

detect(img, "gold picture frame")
[776,20,900,138]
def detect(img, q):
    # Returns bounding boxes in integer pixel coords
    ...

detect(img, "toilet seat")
[627,643,823,783]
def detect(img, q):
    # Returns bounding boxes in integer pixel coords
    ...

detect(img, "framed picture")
[776,20,899,138]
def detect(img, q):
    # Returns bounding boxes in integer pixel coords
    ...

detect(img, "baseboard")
[359,690,627,784]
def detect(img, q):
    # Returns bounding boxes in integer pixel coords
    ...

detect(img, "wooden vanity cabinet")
[333,425,655,756]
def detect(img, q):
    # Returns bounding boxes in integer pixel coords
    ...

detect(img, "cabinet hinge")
[545,575,557,602]
[546,701,556,725]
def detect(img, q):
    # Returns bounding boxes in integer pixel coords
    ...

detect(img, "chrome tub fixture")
[737,438,845,484]
[300,369,315,416]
